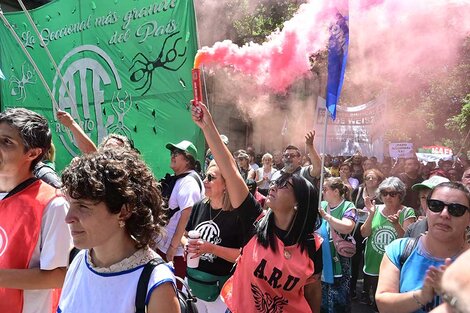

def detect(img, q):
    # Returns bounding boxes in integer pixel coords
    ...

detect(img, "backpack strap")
[187,171,203,193]
[399,235,421,267]
[135,258,197,313]
[135,259,161,313]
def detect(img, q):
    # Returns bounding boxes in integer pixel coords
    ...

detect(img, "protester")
[271,131,322,189]
[376,182,470,312]
[398,157,423,213]
[0,108,72,313]
[405,176,450,238]
[191,102,323,313]
[339,162,359,191]
[272,150,284,171]
[155,140,204,287]
[319,177,357,313]
[234,150,254,181]
[350,169,385,301]
[183,153,261,312]
[361,177,416,310]
[254,153,276,196]
[59,147,179,312]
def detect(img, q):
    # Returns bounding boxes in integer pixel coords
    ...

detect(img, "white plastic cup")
[187,230,201,268]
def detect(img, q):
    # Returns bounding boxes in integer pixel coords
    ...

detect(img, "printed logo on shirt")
[371,225,396,253]
[251,283,288,313]
[195,220,222,262]
[0,226,8,256]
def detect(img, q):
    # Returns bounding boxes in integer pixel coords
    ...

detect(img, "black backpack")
[159,172,202,222]
[135,258,198,313]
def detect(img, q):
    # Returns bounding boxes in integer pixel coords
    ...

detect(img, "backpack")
[135,258,198,313]
[159,172,202,223]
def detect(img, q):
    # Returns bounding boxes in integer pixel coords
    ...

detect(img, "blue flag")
[326,12,349,121]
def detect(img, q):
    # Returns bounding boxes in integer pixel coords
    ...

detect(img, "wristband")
[413,290,426,310]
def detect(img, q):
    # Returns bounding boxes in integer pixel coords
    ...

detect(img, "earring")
[118,220,125,228]
[294,205,298,211]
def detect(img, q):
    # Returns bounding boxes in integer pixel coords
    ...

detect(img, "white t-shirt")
[58,250,176,313]
[0,193,72,313]
[156,171,204,256]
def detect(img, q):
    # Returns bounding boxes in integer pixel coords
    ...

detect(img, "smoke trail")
[194,0,346,91]
[195,0,470,93]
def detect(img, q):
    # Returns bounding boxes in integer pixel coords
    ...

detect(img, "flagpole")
[0,8,59,111]
[317,108,329,210]
[16,0,76,111]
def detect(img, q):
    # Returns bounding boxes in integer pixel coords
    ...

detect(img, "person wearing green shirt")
[361,176,416,311]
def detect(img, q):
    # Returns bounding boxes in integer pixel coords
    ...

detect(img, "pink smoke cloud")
[195,0,470,93]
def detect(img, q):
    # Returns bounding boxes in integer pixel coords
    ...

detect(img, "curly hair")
[61,147,165,249]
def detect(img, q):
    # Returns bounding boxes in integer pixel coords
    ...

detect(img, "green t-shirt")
[363,205,416,275]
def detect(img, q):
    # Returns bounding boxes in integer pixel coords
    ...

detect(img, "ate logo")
[194,220,222,263]
[0,226,8,257]
[52,45,124,156]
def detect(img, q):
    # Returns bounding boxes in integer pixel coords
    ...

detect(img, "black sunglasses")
[427,199,470,217]
[170,149,185,157]
[381,191,399,197]
[206,173,217,182]
[270,178,293,190]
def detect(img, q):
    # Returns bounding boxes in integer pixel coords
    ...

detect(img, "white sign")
[389,142,414,158]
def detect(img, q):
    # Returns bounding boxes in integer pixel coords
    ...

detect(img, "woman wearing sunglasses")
[319,177,358,313]
[376,182,470,312]
[361,177,416,310]
[190,102,323,313]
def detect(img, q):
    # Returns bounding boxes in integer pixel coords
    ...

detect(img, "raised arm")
[305,131,321,178]
[191,102,249,208]
[56,110,97,154]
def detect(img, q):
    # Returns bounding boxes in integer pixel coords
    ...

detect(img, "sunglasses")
[365,176,378,181]
[206,173,217,182]
[170,149,184,157]
[427,199,469,217]
[270,179,293,190]
[283,153,300,159]
[381,191,399,197]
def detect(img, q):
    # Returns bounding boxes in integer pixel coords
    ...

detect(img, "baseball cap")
[165,140,197,159]
[411,175,449,191]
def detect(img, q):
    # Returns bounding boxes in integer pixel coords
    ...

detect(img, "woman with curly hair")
[58,147,180,313]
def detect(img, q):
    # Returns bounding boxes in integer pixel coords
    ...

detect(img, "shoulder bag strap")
[399,235,421,267]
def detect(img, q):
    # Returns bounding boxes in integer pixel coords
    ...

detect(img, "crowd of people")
[0,105,469,313]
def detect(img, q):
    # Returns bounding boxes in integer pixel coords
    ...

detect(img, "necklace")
[209,207,223,224]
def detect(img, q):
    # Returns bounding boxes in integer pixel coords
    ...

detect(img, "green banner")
[0,0,203,178]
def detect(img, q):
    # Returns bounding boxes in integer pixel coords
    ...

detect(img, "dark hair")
[100,133,134,150]
[324,177,351,200]
[0,108,51,170]
[429,181,470,206]
[61,147,165,249]
[256,173,321,254]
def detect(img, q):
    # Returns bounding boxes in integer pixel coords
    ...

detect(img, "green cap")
[411,175,449,191]
[166,140,198,159]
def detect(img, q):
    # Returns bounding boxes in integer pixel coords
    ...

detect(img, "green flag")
[0,0,203,178]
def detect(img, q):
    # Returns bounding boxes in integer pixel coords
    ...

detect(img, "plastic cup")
[187,230,201,268]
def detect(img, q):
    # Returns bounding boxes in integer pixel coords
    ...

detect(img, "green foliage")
[229,0,305,45]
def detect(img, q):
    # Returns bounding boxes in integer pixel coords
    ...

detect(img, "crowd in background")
[1,106,470,313]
